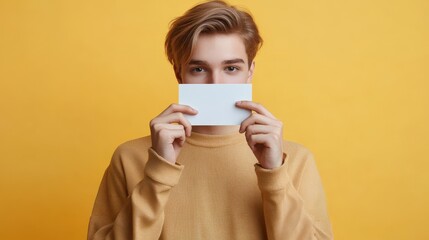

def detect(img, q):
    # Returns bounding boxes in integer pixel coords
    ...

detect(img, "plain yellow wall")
[1,0,428,239]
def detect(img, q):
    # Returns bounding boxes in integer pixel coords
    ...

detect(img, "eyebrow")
[223,58,245,64]
[188,58,246,65]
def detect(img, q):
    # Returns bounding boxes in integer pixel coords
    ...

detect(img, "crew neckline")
[186,131,246,148]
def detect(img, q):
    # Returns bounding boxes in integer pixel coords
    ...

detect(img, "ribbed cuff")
[254,153,289,192]
[144,148,184,187]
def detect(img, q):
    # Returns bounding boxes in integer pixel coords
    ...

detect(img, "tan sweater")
[88,132,333,240]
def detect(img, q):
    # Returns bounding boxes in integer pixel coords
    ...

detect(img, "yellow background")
[1,0,428,239]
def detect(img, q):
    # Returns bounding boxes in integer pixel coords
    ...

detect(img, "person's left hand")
[235,101,284,169]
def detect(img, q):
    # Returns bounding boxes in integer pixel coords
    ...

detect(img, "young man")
[88,1,333,239]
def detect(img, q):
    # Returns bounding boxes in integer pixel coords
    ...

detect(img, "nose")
[208,71,223,84]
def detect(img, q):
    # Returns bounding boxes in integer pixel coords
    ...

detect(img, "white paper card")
[179,84,252,125]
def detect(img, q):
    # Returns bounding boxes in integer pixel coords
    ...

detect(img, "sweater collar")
[186,131,246,148]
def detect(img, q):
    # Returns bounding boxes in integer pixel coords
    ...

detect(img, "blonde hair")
[165,0,263,80]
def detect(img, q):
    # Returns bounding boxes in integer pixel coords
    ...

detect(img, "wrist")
[259,153,286,169]
[152,146,176,164]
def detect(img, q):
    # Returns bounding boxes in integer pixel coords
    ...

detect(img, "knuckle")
[178,114,190,126]
[169,103,178,110]
[158,128,169,138]
[246,125,255,134]
[149,119,158,128]
[270,134,281,143]
[175,112,186,123]
[249,134,256,142]
[272,134,279,141]
[245,131,251,140]
[153,123,163,132]
[246,125,252,132]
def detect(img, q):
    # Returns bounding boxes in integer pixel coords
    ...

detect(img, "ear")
[246,61,255,83]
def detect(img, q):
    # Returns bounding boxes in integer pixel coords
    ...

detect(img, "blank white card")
[178,84,252,125]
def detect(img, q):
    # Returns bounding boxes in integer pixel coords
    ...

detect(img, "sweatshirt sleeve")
[88,147,184,240]
[254,151,333,240]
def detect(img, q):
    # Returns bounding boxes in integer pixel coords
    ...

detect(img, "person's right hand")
[149,104,198,164]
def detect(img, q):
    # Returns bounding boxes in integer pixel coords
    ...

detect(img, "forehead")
[189,33,248,64]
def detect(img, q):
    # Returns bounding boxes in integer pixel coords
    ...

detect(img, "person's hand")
[235,101,284,169]
[150,104,198,164]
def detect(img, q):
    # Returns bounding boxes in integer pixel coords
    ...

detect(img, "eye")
[191,67,205,73]
[225,66,239,72]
